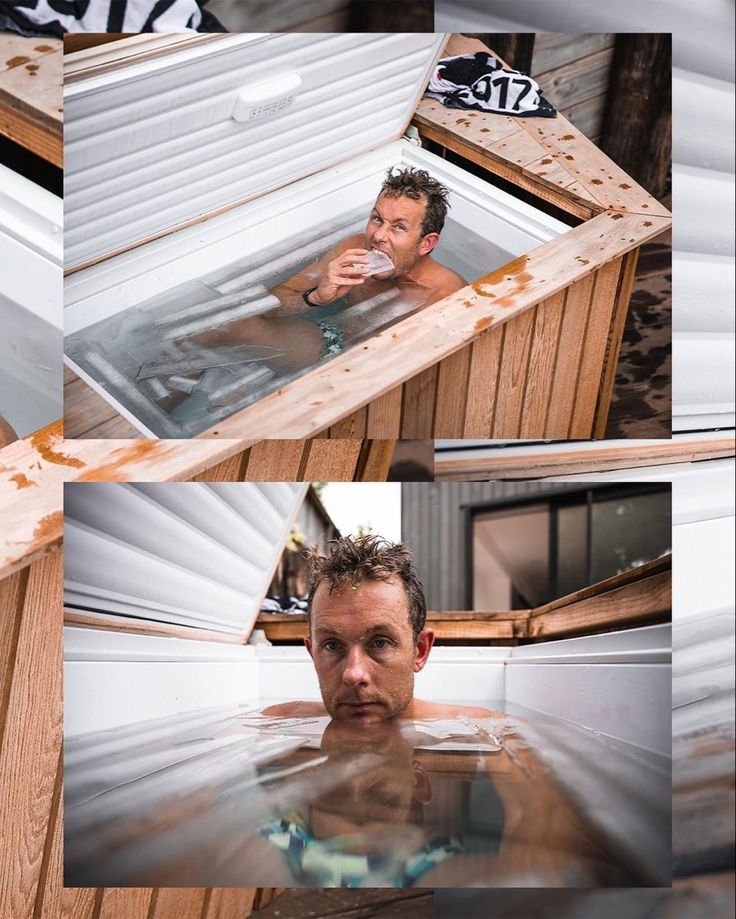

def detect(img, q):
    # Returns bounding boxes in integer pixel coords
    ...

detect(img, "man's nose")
[342,647,370,686]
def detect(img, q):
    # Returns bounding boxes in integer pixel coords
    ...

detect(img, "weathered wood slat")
[433,346,472,438]
[365,385,403,438]
[463,326,504,437]
[435,438,736,482]
[400,365,437,438]
[0,37,62,165]
[532,33,615,76]
[519,290,565,438]
[0,551,63,917]
[534,46,614,114]
[529,570,671,639]
[594,248,640,438]
[544,273,595,439]
[569,256,623,438]
[491,307,535,438]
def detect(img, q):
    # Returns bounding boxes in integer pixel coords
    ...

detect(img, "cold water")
[64,703,670,888]
[65,211,512,437]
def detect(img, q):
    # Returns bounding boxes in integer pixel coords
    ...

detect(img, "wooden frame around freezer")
[63,33,671,442]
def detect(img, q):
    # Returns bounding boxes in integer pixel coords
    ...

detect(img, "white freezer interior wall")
[436,0,736,432]
[0,165,63,437]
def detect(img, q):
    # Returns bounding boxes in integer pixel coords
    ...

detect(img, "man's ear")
[304,635,313,659]
[419,232,439,256]
[413,628,435,673]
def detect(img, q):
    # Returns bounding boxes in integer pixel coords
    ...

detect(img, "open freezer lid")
[63,32,447,270]
[63,482,308,642]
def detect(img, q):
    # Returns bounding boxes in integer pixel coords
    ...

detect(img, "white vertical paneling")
[64,482,306,634]
[64,32,445,267]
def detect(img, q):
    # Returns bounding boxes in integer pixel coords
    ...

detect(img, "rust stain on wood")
[540,158,553,164]
[591,179,603,185]
[35,44,55,52]
[33,510,63,542]
[6,56,31,68]
[611,213,624,220]
[643,221,653,227]
[26,64,40,73]
[9,473,36,489]
[565,155,574,160]
[73,441,171,482]
[560,134,574,141]
[31,429,84,468]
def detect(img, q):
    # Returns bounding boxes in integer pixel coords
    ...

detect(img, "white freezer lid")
[63,482,308,641]
[63,32,447,270]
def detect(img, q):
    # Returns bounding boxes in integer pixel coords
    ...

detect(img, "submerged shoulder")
[261,700,327,718]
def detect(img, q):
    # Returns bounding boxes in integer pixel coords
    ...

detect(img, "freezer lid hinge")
[402,125,423,147]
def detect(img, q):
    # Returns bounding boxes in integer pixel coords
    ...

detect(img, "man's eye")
[371,215,382,224]
[371,638,392,650]
[323,640,341,652]
[395,225,406,232]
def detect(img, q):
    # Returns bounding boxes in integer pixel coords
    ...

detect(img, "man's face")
[305,576,432,722]
[364,193,438,279]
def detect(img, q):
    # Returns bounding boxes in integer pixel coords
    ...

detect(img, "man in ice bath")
[264,534,495,723]
[203,168,466,364]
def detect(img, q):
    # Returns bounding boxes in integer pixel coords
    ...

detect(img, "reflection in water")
[64,707,662,888]
[65,210,509,437]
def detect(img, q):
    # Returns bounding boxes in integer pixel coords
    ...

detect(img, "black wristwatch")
[302,285,321,307]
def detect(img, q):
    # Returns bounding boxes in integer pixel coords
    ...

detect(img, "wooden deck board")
[0,37,62,165]
[435,438,736,482]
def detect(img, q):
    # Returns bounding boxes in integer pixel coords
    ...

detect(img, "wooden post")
[599,34,672,199]
[466,33,536,74]
[348,0,433,31]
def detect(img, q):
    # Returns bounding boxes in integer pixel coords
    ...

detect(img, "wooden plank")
[563,93,607,142]
[593,248,640,438]
[0,566,27,748]
[434,438,736,481]
[429,620,518,640]
[151,889,209,919]
[544,272,595,439]
[400,365,437,438]
[433,346,472,438]
[366,385,403,438]
[0,38,62,164]
[204,888,257,919]
[534,46,614,114]
[530,569,671,639]
[0,550,63,918]
[243,439,307,481]
[569,257,623,438]
[191,452,247,482]
[300,439,363,480]
[532,33,614,75]
[327,406,368,439]
[202,211,668,442]
[533,554,671,618]
[98,889,155,918]
[491,306,536,437]
[355,440,396,482]
[463,326,504,437]
[519,291,565,438]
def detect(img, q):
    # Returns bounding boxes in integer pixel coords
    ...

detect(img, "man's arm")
[270,234,368,314]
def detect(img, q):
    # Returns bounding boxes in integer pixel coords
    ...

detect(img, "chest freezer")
[63,32,669,441]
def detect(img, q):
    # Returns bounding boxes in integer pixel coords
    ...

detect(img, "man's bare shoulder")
[428,261,467,299]
[336,233,365,254]
[261,700,328,717]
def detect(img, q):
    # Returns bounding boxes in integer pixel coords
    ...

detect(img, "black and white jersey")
[426,52,557,118]
[0,0,225,35]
